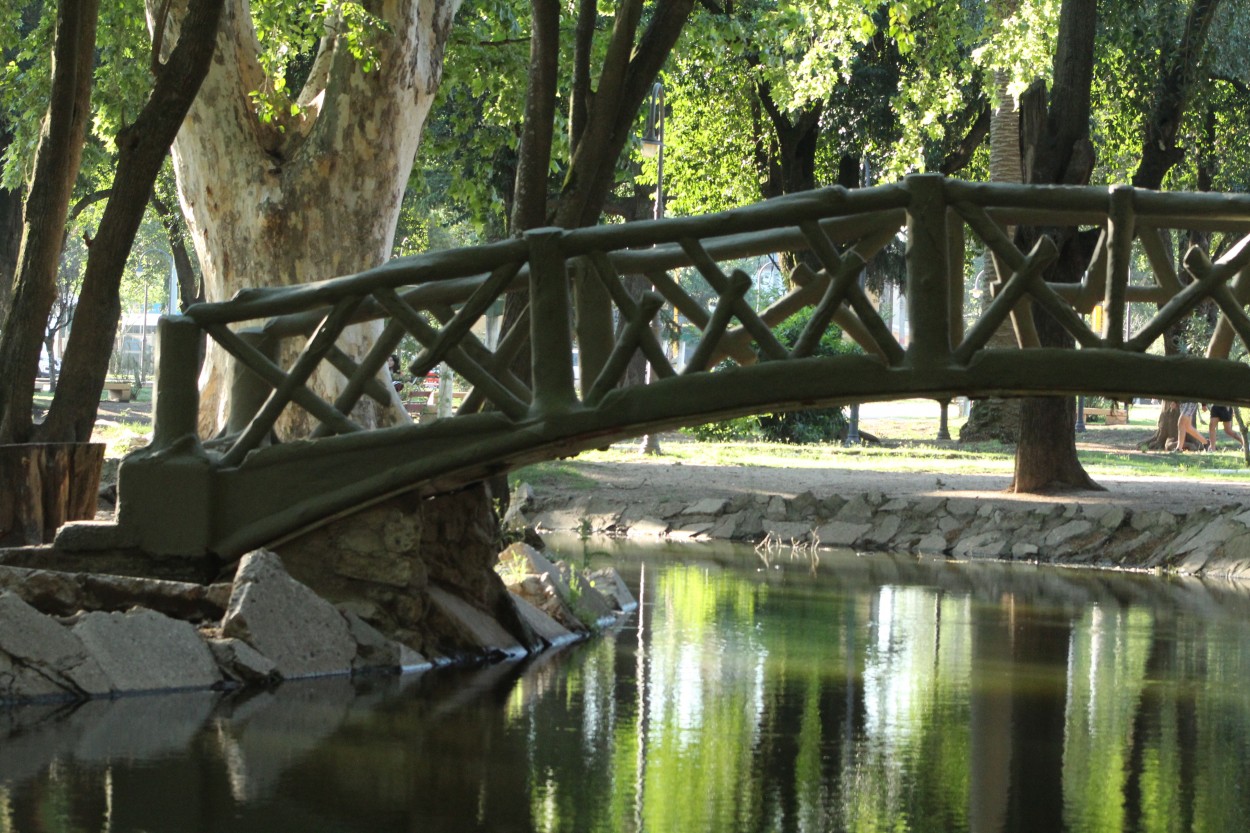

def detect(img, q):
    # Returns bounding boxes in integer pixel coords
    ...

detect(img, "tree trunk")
[0,0,98,444]
[161,0,461,438]
[1010,0,1101,494]
[36,0,225,444]
[0,442,104,545]
[0,121,21,322]
[1143,401,1201,451]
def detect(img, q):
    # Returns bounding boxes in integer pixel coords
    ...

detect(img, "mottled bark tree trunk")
[161,0,460,438]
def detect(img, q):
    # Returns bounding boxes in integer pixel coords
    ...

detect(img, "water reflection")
[4,540,1250,832]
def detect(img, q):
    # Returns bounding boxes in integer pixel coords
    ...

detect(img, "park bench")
[1082,407,1128,425]
[102,381,133,402]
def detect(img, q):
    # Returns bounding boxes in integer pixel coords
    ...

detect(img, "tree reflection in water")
[3,541,1250,833]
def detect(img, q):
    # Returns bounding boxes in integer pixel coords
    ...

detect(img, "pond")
[3,537,1250,833]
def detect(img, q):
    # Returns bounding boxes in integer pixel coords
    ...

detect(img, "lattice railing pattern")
[161,174,1250,468]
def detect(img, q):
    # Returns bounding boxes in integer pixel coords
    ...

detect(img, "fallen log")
[0,564,231,622]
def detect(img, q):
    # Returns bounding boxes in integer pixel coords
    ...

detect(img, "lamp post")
[639,81,665,456]
[641,81,664,220]
[137,248,176,387]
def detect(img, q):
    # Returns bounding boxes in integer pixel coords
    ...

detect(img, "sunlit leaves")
[970,0,1060,101]
[246,0,391,129]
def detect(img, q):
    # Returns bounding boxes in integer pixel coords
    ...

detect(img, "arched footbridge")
[114,174,1250,558]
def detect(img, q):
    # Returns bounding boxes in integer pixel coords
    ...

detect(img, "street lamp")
[641,81,665,220]
[639,81,665,456]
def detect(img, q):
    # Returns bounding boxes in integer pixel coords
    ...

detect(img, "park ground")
[511,400,1250,515]
[78,395,1250,517]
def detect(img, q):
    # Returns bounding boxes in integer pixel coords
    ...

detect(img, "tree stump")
[0,443,105,546]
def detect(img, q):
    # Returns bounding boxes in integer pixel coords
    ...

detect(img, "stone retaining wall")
[527,487,1250,579]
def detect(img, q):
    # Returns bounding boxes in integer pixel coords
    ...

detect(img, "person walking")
[1176,401,1206,452]
[1205,403,1246,452]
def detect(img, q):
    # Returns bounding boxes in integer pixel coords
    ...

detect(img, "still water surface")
[4,537,1250,833]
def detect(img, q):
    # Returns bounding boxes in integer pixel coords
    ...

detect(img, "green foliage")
[415,0,564,237]
[682,414,765,442]
[685,307,858,444]
[754,307,856,443]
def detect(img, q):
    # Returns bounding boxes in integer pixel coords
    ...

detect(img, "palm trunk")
[961,70,1023,444]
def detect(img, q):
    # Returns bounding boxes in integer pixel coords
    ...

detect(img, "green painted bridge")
[112,174,1250,558]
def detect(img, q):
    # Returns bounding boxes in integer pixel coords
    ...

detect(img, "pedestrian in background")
[1205,403,1246,452]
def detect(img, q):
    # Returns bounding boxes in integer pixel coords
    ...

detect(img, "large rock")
[207,637,279,685]
[0,592,111,703]
[276,483,537,658]
[425,585,526,658]
[510,595,576,648]
[222,550,357,680]
[72,608,220,694]
[0,566,230,621]
[814,521,871,548]
[587,569,637,612]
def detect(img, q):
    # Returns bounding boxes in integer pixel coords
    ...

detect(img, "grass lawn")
[29,388,1244,487]
[516,400,1250,489]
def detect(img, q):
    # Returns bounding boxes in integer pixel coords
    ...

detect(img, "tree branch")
[1131,0,1223,189]
[940,101,991,176]
[69,188,112,221]
[150,0,172,73]
[570,0,597,147]
[511,0,561,235]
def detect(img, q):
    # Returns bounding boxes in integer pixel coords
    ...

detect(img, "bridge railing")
[162,174,1250,467]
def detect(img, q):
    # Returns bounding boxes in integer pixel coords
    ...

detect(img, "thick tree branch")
[1131,0,1224,189]
[558,0,695,228]
[570,0,597,148]
[150,0,173,73]
[940,101,991,176]
[511,0,560,234]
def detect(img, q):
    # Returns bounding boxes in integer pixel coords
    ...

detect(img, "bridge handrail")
[181,179,1250,332]
[160,174,1250,471]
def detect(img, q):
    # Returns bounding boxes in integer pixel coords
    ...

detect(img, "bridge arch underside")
[208,349,1249,558]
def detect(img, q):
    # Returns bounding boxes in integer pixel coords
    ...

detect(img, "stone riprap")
[526,488,1250,578]
[1,546,635,709]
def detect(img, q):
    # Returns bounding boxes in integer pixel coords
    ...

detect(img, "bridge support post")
[226,328,278,437]
[1104,186,1134,347]
[150,316,203,451]
[116,315,214,556]
[526,229,580,416]
[904,174,952,370]
[573,260,614,401]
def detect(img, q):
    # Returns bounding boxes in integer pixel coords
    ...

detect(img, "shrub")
[683,306,859,444]
[682,414,764,441]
